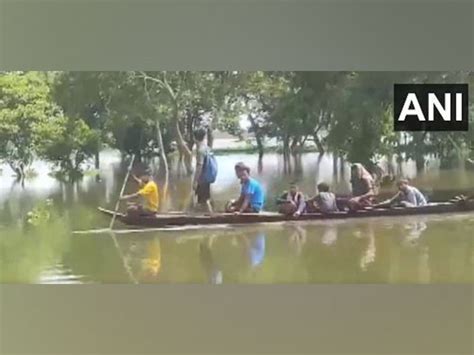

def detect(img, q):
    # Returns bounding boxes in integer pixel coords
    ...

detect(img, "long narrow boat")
[98,200,474,228]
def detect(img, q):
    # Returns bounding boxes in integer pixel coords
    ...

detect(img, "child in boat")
[381,179,427,207]
[120,169,159,216]
[276,182,306,217]
[307,182,339,213]
[225,162,265,214]
[348,163,377,211]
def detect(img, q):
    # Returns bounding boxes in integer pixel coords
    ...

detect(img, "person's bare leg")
[206,200,214,215]
[225,200,238,213]
[400,201,416,208]
[126,205,140,218]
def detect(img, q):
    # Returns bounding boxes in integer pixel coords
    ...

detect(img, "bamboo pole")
[109,154,136,230]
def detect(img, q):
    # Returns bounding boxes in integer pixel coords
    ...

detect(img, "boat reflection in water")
[358,224,376,272]
[288,225,307,256]
[198,230,267,284]
[120,237,162,283]
[199,235,223,285]
[246,232,266,269]
[401,221,428,248]
[320,224,338,247]
[29,212,471,284]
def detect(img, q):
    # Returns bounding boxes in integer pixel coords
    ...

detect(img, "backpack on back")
[201,148,218,184]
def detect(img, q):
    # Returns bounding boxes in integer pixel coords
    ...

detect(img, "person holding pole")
[120,168,159,217]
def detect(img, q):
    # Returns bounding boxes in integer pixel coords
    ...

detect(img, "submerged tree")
[2,70,472,183]
[34,115,100,180]
[52,72,111,172]
[0,72,53,179]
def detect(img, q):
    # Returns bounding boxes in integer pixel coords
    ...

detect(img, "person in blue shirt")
[225,162,265,214]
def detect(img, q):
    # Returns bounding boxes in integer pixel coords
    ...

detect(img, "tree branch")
[138,71,176,101]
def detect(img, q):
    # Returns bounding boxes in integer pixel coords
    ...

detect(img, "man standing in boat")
[192,127,217,213]
[226,162,265,214]
[347,163,377,211]
[120,168,159,216]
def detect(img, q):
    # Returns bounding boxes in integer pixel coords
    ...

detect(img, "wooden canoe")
[98,200,474,228]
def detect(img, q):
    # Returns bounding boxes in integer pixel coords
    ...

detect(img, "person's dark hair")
[317,182,330,192]
[397,178,409,186]
[140,167,152,177]
[234,162,250,173]
[193,127,207,142]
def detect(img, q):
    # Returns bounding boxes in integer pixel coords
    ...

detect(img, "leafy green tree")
[0,72,53,178]
[137,71,243,174]
[35,115,100,179]
[228,72,291,158]
[52,72,111,170]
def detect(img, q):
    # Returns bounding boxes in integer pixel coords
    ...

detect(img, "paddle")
[109,154,136,230]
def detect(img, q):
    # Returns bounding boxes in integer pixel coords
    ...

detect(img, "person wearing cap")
[380,179,427,208]
[225,162,265,214]
[120,169,159,216]
[276,182,306,217]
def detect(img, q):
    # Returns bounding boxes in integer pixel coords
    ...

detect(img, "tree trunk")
[248,114,264,159]
[94,149,101,182]
[332,154,338,178]
[290,137,299,155]
[155,120,169,212]
[94,150,100,169]
[283,154,292,175]
[339,154,345,176]
[282,135,291,175]
[387,154,395,176]
[185,110,195,150]
[177,152,185,177]
[294,153,303,176]
[8,161,25,180]
[395,154,403,176]
[315,154,324,192]
[207,127,214,148]
[415,157,425,172]
[173,112,193,175]
[256,137,264,159]
[283,135,290,157]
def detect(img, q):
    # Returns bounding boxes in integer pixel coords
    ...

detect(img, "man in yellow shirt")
[120,169,159,216]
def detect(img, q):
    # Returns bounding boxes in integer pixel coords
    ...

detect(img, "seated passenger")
[225,162,265,214]
[276,182,306,217]
[382,179,427,207]
[307,182,339,214]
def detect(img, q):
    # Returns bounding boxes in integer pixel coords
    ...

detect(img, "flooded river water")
[1,151,473,284]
